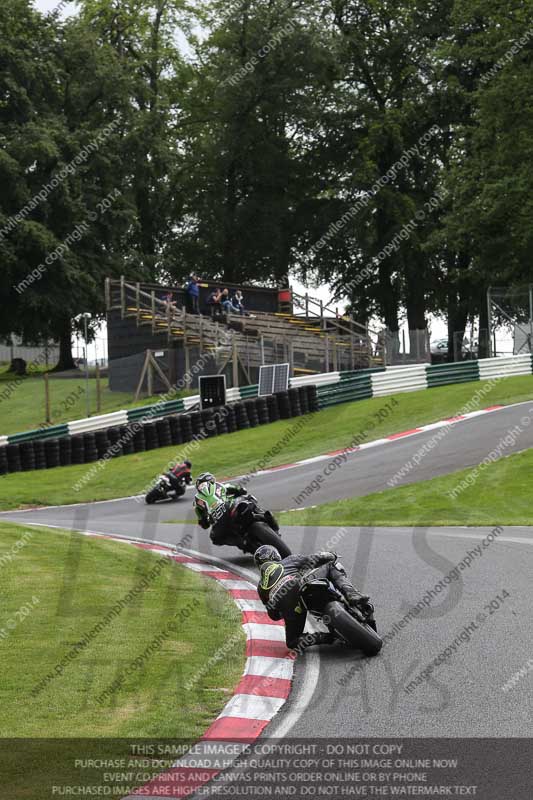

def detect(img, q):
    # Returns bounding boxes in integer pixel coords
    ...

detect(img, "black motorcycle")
[145,473,187,504]
[219,493,292,558]
[299,565,382,656]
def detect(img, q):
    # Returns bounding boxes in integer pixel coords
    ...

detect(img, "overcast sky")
[35,0,76,14]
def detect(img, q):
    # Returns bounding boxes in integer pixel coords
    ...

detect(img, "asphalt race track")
[2,402,533,737]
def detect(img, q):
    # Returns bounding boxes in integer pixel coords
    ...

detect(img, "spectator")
[207,287,224,320]
[186,273,200,314]
[164,292,177,314]
[233,289,245,315]
[233,289,256,318]
[221,288,240,314]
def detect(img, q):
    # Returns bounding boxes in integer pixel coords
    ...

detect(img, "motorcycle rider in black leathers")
[194,473,281,549]
[255,545,375,651]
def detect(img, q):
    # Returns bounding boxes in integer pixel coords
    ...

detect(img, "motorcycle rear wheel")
[324,600,382,656]
[247,522,292,558]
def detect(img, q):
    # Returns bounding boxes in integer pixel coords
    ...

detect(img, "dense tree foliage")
[1,0,532,363]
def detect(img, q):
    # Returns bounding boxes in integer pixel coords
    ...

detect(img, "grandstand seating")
[106,277,381,378]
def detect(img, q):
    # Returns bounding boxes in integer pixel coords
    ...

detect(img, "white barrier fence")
[371,364,428,397]
[4,354,533,444]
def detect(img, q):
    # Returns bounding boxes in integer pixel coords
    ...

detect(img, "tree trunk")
[222,159,239,282]
[404,249,427,360]
[54,317,75,371]
[376,209,399,334]
[478,287,490,358]
[447,294,469,363]
[445,252,473,361]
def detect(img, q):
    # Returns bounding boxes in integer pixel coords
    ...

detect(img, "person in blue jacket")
[186,273,200,314]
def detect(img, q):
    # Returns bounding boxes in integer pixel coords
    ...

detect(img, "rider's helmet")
[196,471,215,490]
[254,545,282,568]
[183,460,192,469]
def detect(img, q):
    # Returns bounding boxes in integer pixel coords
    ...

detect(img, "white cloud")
[34,0,75,16]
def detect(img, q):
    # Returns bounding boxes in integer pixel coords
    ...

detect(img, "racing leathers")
[257,552,372,650]
[194,482,247,545]
[168,462,192,492]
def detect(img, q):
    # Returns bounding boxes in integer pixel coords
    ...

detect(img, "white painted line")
[184,562,225,573]
[0,494,143,513]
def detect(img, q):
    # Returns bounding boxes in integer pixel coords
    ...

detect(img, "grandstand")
[105,277,381,392]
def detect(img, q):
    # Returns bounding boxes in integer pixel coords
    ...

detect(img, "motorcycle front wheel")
[145,488,161,505]
[324,600,382,656]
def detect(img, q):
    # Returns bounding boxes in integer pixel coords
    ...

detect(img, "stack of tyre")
[276,391,292,419]
[156,418,172,448]
[44,439,61,469]
[0,446,8,476]
[233,402,250,431]
[6,443,22,473]
[59,436,72,466]
[256,396,270,425]
[181,414,194,442]
[71,435,84,464]
[107,427,124,457]
[0,384,320,475]
[95,431,110,460]
[20,441,36,471]
[143,422,159,451]
[84,433,99,462]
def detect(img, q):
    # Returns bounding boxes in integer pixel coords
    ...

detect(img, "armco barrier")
[9,423,69,445]
[70,411,128,435]
[2,354,533,449]
[426,360,480,388]
[478,353,532,380]
[318,373,373,408]
[127,399,184,422]
[371,364,427,397]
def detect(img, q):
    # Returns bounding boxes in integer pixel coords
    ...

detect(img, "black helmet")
[196,471,215,490]
[254,545,281,567]
[183,460,192,468]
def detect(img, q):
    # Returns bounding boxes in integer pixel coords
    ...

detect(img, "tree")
[78,0,194,279]
[0,1,134,367]
[307,0,455,348]
[168,0,336,286]
[437,0,533,356]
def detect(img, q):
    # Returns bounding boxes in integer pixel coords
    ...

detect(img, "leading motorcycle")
[145,473,187,504]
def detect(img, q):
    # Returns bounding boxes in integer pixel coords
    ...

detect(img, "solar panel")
[273,363,290,393]
[258,363,289,396]
[258,365,275,396]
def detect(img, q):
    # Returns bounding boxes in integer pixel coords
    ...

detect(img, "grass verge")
[0,521,245,797]
[1,374,533,511]
[0,365,192,436]
[279,448,533,527]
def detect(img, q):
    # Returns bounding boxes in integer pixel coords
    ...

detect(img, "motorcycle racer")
[254,545,375,650]
[168,460,193,493]
[193,472,280,548]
